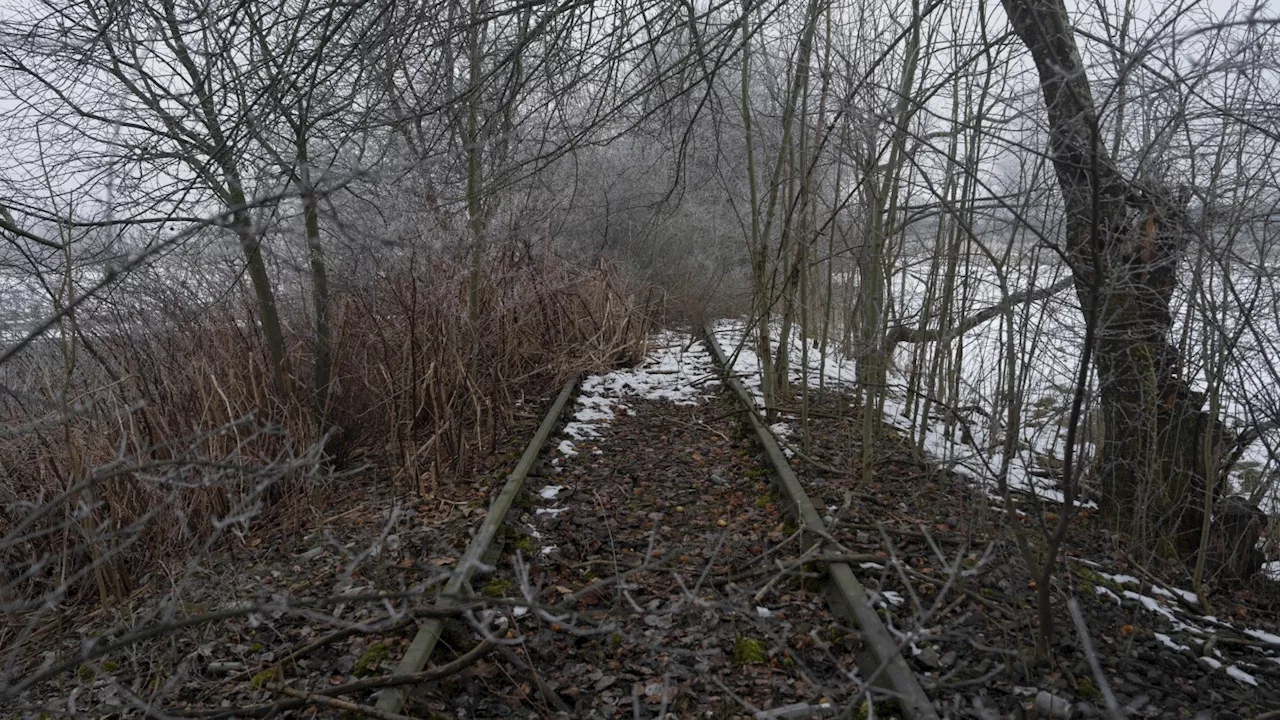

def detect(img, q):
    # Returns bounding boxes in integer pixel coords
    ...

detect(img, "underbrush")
[0,245,654,621]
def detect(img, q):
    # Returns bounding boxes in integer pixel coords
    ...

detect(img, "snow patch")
[1094,586,1121,605]
[1155,633,1190,652]
[1098,572,1141,587]
[1225,665,1258,686]
[553,332,717,450]
[1244,628,1280,646]
[1149,585,1199,605]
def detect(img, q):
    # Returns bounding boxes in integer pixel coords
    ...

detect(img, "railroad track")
[373,333,938,718]
[375,376,581,715]
[703,326,937,720]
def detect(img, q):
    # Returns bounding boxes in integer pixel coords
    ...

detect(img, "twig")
[179,639,495,718]
[264,683,430,720]
[321,638,496,694]
[1067,598,1124,720]
[933,662,1007,689]
[500,641,570,713]
[233,614,415,683]
[4,594,476,701]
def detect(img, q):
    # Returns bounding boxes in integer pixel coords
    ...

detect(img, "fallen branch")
[884,277,1073,351]
[319,637,497,694]
[179,638,495,718]
[233,615,416,684]
[3,597,473,702]
[264,683,431,720]
[1067,598,1125,720]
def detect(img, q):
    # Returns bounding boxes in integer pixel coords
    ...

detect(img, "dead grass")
[0,243,655,617]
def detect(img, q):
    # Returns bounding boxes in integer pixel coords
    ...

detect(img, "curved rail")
[703,327,938,720]
[375,375,580,714]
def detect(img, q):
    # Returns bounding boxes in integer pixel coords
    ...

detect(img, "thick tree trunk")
[1000,0,1213,555]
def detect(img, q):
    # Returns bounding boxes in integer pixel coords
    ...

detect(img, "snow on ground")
[537,332,720,525]
[1151,584,1200,605]
[1098,572,1141,587]
[1095,586,1122,605]
[710,315,1280,677]
[559,332,718,442]
[722,253,1280,517]
[1246,628,1280,646]
[1225,665,1259,686]
[1155,632,1191,652]
[709,318,1089,506]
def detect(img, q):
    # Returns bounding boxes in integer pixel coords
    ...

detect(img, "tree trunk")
[298,143,332,431]
[1000,0,1212,555]
[229,182,289,395]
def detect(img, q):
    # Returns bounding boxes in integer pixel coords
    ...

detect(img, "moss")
[609,633,624,649]
[250,666,282,689]
[101,660,118,673]
[855,700,872,720]
[732,636,767,665]
[744,467,770,479]
[1074,567,1125,593]
[510,535,535,554]
[76,665,95,681]
[802,562,826,592]
[755,494,772,508]
[248,642,264,654]
[354,642,391,677]
[1077,678,1101,701]
[482,578,511,597]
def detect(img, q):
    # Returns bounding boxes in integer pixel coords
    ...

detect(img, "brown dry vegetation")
[0,244,654,618]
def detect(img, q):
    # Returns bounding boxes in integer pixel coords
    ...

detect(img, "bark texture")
[1000,0,1218,556]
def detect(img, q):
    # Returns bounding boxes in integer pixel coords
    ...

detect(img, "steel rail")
[375,375,580,714]
[703,326,938,720]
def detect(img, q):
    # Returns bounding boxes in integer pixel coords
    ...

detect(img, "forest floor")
[9,332,1280,719]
